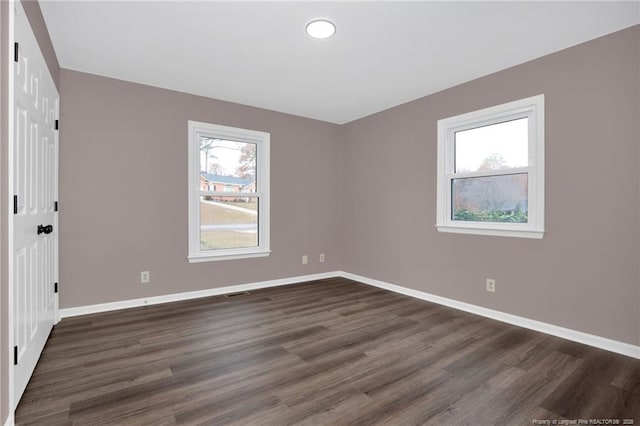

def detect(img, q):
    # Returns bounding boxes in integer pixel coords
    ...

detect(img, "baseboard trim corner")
[3,413,15,426]
[59,271,341,318]
[339,271,640,360]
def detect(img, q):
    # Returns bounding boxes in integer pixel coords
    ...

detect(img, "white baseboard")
[59,271,340,318]
[3,413,14,426]
[59,270,640,359]
[341,271,640,359]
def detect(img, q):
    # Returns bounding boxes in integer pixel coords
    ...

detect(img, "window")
[188,121,270,262]
[436,95,544,238]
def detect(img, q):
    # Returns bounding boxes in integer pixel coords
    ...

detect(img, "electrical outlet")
[319,253,325,263]
[302,255,308,265]
[486,278,495,293]
[141,271,150,283]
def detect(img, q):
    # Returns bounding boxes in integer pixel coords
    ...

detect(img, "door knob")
[37,224,53,235]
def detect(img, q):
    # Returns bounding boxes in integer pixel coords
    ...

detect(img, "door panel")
[12,0,59,405]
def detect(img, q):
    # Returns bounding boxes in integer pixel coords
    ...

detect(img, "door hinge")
[54,282,58,293]
[14,346,18,365]
[55,119,59,130]
[13,195,18,214]
[14,42,19,63]
[54,201,58,212]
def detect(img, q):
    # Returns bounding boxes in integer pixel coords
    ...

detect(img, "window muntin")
[188,121,269,262]
[436,95,544,238]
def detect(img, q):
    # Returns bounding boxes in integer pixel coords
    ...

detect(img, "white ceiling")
[40,1,640,124]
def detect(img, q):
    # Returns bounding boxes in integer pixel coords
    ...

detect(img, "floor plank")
[15,278,640,425]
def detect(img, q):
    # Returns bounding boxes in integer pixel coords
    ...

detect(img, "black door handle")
[37,224,53,235]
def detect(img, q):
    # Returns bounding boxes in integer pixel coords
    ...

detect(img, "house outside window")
[436,95,544,239]
[188,121,270,262]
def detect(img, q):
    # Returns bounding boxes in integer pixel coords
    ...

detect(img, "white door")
[12,0,59,405]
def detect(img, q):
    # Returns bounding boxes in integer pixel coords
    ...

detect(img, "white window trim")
[188,121,270,262]
[436,95,545,239]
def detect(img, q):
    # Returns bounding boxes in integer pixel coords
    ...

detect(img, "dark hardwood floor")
[16,277,640,425]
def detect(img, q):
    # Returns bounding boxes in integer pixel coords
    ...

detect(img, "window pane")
[200,196,258,250]
[455,118,528,173]
[200,137,256,193]
[452,173,528,223]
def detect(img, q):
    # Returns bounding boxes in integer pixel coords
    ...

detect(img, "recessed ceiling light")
[306,20,336,39]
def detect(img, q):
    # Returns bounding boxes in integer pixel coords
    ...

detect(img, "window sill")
[188,250,271,263]
[436,225,543,239]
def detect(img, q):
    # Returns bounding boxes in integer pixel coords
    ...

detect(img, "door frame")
[6,0,60,415]
[6,0,16,416]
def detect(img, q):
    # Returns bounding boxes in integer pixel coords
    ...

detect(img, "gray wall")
[1,1,59,423]
[342,25,640,346]
[58,70,344,308]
